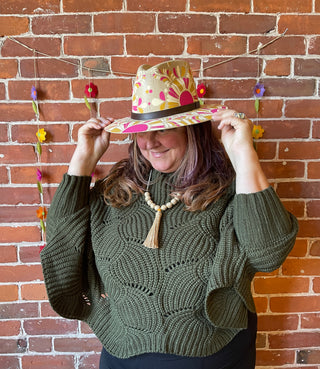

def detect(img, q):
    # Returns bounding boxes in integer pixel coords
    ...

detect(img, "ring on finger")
[234,112,246,119]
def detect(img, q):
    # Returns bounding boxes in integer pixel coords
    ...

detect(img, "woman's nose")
[142,132,159,148]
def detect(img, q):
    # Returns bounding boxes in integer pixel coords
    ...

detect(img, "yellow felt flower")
[36,128,46,143]
[252,125,264,139]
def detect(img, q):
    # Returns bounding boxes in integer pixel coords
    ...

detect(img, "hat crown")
[132,60,199,116]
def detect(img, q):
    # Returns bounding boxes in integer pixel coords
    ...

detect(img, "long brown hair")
[102,122,235,211]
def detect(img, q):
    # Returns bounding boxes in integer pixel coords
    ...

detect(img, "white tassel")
[143,209,162,249]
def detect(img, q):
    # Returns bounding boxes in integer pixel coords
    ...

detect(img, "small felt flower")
[39,244,45,253]
[36,169,42,181]
[252,124,264,139]
[254,83,265,98]
[31,86,37,101]
[36,128,46,143]
[84,82,98,98]
[197,83,206,98]
[36,206,47,220]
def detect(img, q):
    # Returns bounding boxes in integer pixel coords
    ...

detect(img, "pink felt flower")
[36,169,42,181]
[197,83,206,98]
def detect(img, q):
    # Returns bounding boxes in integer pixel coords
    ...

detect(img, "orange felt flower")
[36,206,47,220]
[252,124,264,139]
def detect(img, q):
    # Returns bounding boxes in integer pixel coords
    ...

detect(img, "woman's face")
[136,127,188,173]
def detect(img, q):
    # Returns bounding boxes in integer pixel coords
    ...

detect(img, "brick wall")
[0,0,319,368]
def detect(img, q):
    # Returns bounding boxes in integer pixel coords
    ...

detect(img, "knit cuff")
[233,186,297,249]
[49,173,92,218]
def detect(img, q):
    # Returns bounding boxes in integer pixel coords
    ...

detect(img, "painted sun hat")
[105,60,221,134]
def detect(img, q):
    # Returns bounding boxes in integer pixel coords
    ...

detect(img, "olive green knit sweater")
[41,172,298,358]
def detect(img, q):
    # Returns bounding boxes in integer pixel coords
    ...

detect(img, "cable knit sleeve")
[40,174,102,320]
[233,186,299,272]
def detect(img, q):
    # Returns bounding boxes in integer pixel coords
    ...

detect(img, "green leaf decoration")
[84,95,91,110]
[36,141,42,155]
[37,181,43,194]
[40,219,46,232]
[255,98,260,113]
[32,100,38,115]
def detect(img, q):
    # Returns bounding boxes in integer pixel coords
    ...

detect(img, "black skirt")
[99,311,257,369]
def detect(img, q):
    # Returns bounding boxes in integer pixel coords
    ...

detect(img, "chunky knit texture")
[41,172,298,359]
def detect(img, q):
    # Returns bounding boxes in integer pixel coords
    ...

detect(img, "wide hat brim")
[105,105,221,134]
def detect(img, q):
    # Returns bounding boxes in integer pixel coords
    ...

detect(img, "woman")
[41,60,298,369]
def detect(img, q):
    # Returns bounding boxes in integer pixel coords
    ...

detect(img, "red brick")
[54,337,101,352]
[0,0,59,14]
[63,0,122,12]
[279,142,320,160]
[10,165,68,185]
[253,296,268,313]
[261,161,304,180]
[0,59,18,79]
[32,14,91,34]
[100,100,132,120]
[256,349,295,366]
[249,36,306,55]
[297,350,320,365]
[255,142,277,160]
[158,14,217,34]
[20,246,41,263]
[254,276,309,294]
[203,57,259,78]
[282,258,320,276]
[0,226,41,243]
[79,354,100,369]
[309,36,320,55]
[188,35,246,56]
[29,337,52,352]
[110,56,170,76]
[0,167,8,184]
[0,285,18,302]
[127,0,186,11]
[0,265,43,283]
[127,35,184,55]
[20,58,79,78]
[226,99,284,119]
[0,103,36,122]
[21,283,48,301]
[0,206,42,223]
[0,356,20,369]
[39,103,89,122]
[8,80,70,101]
[0,124,8,142]
[12,124,69,143]
[0,246,17,263]
[1,37,61,57]
[279,15,320,35]
[80,322,93,334]
[265,58,291,76]
[293,106,320,132]
[256,333,267,348]
[271,295,320,313]
[64,36,123,56]
[298,220,320,237]
[0,16,29,35]
[257,120,310,139]
[257,314,299,331]
[22,355,75,369]
[41,302,60,317]
[24,319,77,335]
[81,57,110,78]
[277,182,320,199]
[269,332,320,349]
[205,79,256,99]
[0,320,21,336]
[313,278,320,293]
[261,78,315,97]
[295,58,320,77]
[220,14,276,34]
[0,187,40,205]
[37,144,76,164]
[72,79,132,99]
[282,200,305,219]
[190,0,250,12]
[0,145,36,164]
[254,0,312,12]
[313,121,320,138]
[301,313,320,329]
[308,162,320,180]
[100,142,130,163]
[95,13,155,33]
[0,302,38,318]
[0,83,5,100]
[310,240,320,256]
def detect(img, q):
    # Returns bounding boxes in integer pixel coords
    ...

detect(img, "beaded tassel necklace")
[143,170,179,249]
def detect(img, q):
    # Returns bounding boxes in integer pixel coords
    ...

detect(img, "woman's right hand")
[68,117,114,176]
